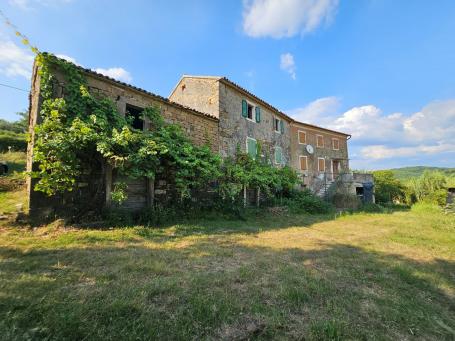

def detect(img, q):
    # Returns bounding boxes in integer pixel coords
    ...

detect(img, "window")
[318,158,325,172]
[246,137,257,159]
[274,146,282,164]
[247,103,254,120]
[298,130,306,144]
[316,135,324,148]
[241,99,260,122]
[299,156,308,171]
[274,118,281,132]
[125,104,144,130]
[332,138,339,150]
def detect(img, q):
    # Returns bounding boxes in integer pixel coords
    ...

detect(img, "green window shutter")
[280,120,284,133]
[242,99,248,117]
[255,106,261,123]
[275,147,282,164]
[247,138,257,159]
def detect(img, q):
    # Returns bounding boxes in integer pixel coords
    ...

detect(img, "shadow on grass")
[0,235,454,340]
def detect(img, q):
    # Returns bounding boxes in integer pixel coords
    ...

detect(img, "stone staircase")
[315,179,335,198]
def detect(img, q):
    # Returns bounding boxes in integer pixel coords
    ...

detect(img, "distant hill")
[389,166,455,181]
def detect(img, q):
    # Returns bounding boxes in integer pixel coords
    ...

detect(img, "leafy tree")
[372,170,406,204]
[0,111,28,133]
[406,171,447,205]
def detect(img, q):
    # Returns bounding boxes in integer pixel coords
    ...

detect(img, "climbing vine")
[31,53,299,209]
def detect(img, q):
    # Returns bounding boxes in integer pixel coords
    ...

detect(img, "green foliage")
[111,182,127,204]
[0,130,27,152]
[276,189,333,214]
[406,171,447,205]
[31,53,300,216]
[390,166,455,181]
[0,112,28,133]
[373,170,406,204]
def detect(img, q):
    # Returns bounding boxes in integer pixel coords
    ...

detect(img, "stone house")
[27,55,373,218]
[27,56,219,217]
[169,76,292,165]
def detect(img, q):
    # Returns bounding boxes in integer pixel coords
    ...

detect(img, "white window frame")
[298,130,307,144]
[299,155,308,171]
[274,117,281,133]
[332,138,339,150]
[274,146,283,164]
[318,157,326,172]
[316,134,324,148]
[246,136,257,159]
[245,101,255,123]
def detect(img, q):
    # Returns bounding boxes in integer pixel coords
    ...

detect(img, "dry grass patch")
[0,208,454,340]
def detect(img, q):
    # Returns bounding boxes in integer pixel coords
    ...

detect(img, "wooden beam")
[105,163,112,208]
[147,177,155,208]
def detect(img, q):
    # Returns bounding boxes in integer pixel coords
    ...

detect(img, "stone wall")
[27,62,220,219]
[290,123,349,189]
[81,73,219,151]
[218,82,291,163]
[169,76,220,118]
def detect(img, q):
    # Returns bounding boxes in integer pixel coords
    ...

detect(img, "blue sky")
[1,0,454,169]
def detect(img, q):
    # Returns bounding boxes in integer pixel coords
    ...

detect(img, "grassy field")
[0,152,27,216]
[0,204,454,340]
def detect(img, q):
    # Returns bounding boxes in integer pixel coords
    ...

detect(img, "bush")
[0,130,27,152]
[360,203,385,213]
[102,208,135,227]
[373,170,406,204]
[331,192,361,210]
[277,189,333,214]
[406,171,447,206]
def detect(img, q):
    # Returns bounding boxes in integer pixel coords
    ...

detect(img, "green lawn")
[0,204,454,340]
[0,152,27,216]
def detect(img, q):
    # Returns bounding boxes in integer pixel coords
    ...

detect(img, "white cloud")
[243,0,339,38]
[361,143,455,160]
[94,67,132,83]
[330,105,404,141]
[289,98,455,162]
[280,53,297,79]
[403,100,455,142]
[290,96,340,124]
[0,40,34,79]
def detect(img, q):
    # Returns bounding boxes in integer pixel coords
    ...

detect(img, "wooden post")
[147,177,155,208]
[105,163,112,208]
[243,185,247,207]
[256,187,260,207]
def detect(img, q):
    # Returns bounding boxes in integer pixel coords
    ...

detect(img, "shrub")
[373,170,406,204]
[278,189,333,214]
[331,192,361,210]
[360,203,385,213]
[406,171,447,206]
[0,130,27,152]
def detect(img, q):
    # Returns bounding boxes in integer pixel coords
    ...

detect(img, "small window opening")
[274,118,280,132]
[125,104,144,130]
[356,187,364,196]
[247,103,254,120]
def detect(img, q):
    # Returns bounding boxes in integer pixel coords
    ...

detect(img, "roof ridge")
[41,53,218,121]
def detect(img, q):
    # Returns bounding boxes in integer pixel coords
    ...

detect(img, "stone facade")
[27,59,219,219]
[289,121,350,189]
[169,76,220,118]
[170,76,292,164]
[27,56,373,219]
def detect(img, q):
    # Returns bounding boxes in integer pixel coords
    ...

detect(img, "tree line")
[373,169,454,206]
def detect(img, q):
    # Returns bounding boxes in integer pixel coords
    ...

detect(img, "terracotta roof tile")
[42,53,218,121]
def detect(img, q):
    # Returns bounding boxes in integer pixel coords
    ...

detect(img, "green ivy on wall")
[31,53,299,207]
